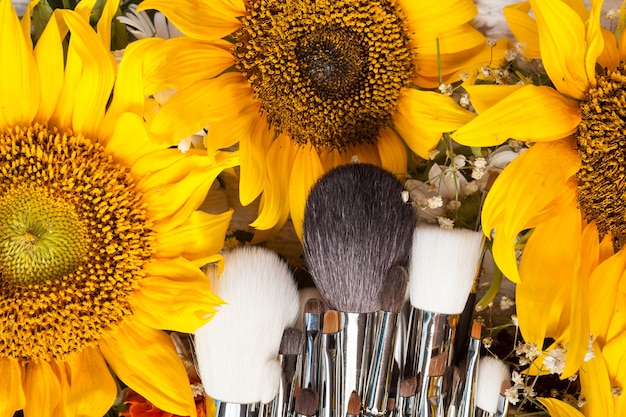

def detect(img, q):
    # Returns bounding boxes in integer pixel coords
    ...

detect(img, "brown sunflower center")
[576,63,626,249]
[0,124,153,361]
[233,0,414,151]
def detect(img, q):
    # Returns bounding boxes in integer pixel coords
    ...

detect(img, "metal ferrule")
[302,312,322,390]
[215,401,262,417]
[495,394,509,417]
[319,330,340,417]
[395,392,416,417]
[457,337,480,417]
[338,312,375,417]
[364,311,399,416]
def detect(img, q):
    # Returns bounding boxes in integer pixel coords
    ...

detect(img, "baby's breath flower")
[515,342,539,365]
[505,386,520,405]
[605,9,620,19]
[460,71,469,81]
[464,181,479,195]
[439,83,454,96]
[446,200,461,211]
[471,167,486,180]
[524,386,537,398]
[482,336,493,349]
[505,48,518,62]
[499,295,515,310]
[584,335,595,362]
[438,217,454,229]
[543,345,567,375]
[511,314,518,326]
[459,93,470,108]
[511,371,524,387]
[191,382,205,397]
[453,154,467,168]
[486,39,496,47]
[612,385,622,398]
[514,42,527,56]
[428,149,440,160]
[577,395,587,408]
[427,196,444,209]
[481,66,493,79]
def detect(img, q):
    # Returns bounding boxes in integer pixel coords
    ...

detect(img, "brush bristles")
[380,265,409,313]
[475,357,510,414]
[399,376,417,398]
[409,224,484,314]
[280,327,304,355]
[471,320,483,340]
[194,246,300,404]
[295,388,319,416]
[347,391,362,416]
[303,163,417,313]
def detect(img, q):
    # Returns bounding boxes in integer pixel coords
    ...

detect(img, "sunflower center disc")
[233,0,414,151]
[0,189,86,285]
[577,63,626,249]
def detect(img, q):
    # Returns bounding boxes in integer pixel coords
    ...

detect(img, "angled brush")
[304,163,417,417]
[194,246,300,415]
[406,223,484,417]
[474,356,510,417]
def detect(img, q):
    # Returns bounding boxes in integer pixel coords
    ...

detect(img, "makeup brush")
[406,224,484,417]
[474,357,510,417]
[319,310,341,417]
[272,327,304,417]
[296,388,320,417]
[301,297,327,391]
[193,246,300,416]
[304,163,417,417]
[394,376,417,417]
[347,391,362,417]
[364,265,409,417]
[457,321,483,417]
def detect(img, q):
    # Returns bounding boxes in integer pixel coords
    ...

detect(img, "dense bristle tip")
[280,327,304,355]
[428,352,447,377]
[303,163,417,313]
[380,265,409,313]
[471,320,483,340]
[399,376,418,397]
[347,391,362,416]
[475,357,510,414]
[409,224,484,314]
[323,310,340,334]
[295,388,319,416]
[304,297,326,315]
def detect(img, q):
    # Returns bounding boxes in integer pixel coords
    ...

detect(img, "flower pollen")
[577,63,626,249]
[0,124,154,362]
[233,0,414,151]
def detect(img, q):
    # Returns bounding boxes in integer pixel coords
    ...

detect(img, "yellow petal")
[503,2,542,59]
[584,0,605,86]
[394,88,475,158]
[20,0,40,50]
[378,128,408,175]
[99,320,197,417]
[464,84,524,115]
[482,140,580,283]
[289,144,325,240]
[154,209,233,259]
[579,341,613,417]
[0,358,25,417]
[65,347,118,417]
[250,134,295,230]
[105,112,165,166]
[239,110,273,206]
[138,0,244,40]
[516,185,581,346]
[530,0,589,99]
[602,332,626,416]
[0,0,40,127]
[60,9,116,139]
[598,28,620,70]
[537,398,585,417]
[452,85,581,147]
[399,0,477,41]
[95,0,120,49]
[132,259,224,333]
[33,10,67,123]
[23,360,62,416]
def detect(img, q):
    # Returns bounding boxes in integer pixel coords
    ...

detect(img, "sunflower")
[0,1,238,416]
[451,0,626,414]
[133,0,510,239]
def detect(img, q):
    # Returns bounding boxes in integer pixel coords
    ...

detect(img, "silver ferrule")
[413,310,458,417]
[395,393,416,417]
[457,337,481,417]
[338,312,375,417]
[364,311,399,416]
[495,394,509,417]
[473,409,495,417]
[319,331,340,417]
[272,352,300,417]
[302,313,322,390]
[215,401,262,417]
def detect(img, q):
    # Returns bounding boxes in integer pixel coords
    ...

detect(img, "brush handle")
[339,312,374,417]
[457,337,481,417]
[303,314,322,390]
[320,331,340,417]
[363,311,398,416]
[215,401,261,417]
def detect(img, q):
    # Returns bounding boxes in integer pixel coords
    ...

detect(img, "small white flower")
[427,196,444,209]
[511,371,524,387]
[514,42,527,56]
[568,374,578,382]
[505,386,520,405]
[453,154,467,168]
[459,93,470,108]
[584,335,595,362]
[543,345,567,375]
[438,83,453,96]
[117,4,182,40]
[446,199,461,211]
[499,295,515,310]
[577,395,587,408]
[481,66,492,78]
[524,386,537,398]
[471,167,486,180]
[611,385,622,398]
[401,190,410,203]
[505,49,518,62]
[482,336,493,349]
[511,314,518,327]
[605,9,620,19]
[515,342,539,365]
[460,71,469,81]
[486,39,496,47]
[428,149,440,160]
[438,217,454,230]
[191,382,205,397]
[463,181,479,195]
[473,157,487,169]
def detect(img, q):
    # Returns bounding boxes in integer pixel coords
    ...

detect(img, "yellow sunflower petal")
[589,247,626,346]
[452,85,581,147]
[250,134,295,230]
[0,358,25,417]
[516,185,581,346]
[537,398,585,417]
[132,259,223,333]
[23,360,62,416]
[584,0,605,86]
[100,320,197,417]
[154,209,233,259]
[482,140,580,283]
[580,341,613,417]
[0,0,40,127]
[399,0,477,39]
[529,0,589,99]
[602,332,626,416]
[95,0,120,48]
[33,10,67,123]
[65,347,118,417]
[19,0,40,49]
[378,128,408,175]
[464,85,524,115]
[239,110,273,206]
[503,2,541,59]
[105,112,165,166]
[289,144,325,240]
[394,88,475,158]
[138,0,244,41]
[598,28,620,69]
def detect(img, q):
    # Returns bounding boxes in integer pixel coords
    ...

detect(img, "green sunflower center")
[577,63,626,249]
[0,124,153,361]
[233,0,414,151]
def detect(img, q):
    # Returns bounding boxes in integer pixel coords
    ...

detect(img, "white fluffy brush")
[475,356,510,415]
[194,246,300,404]
[409,224,484,314]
